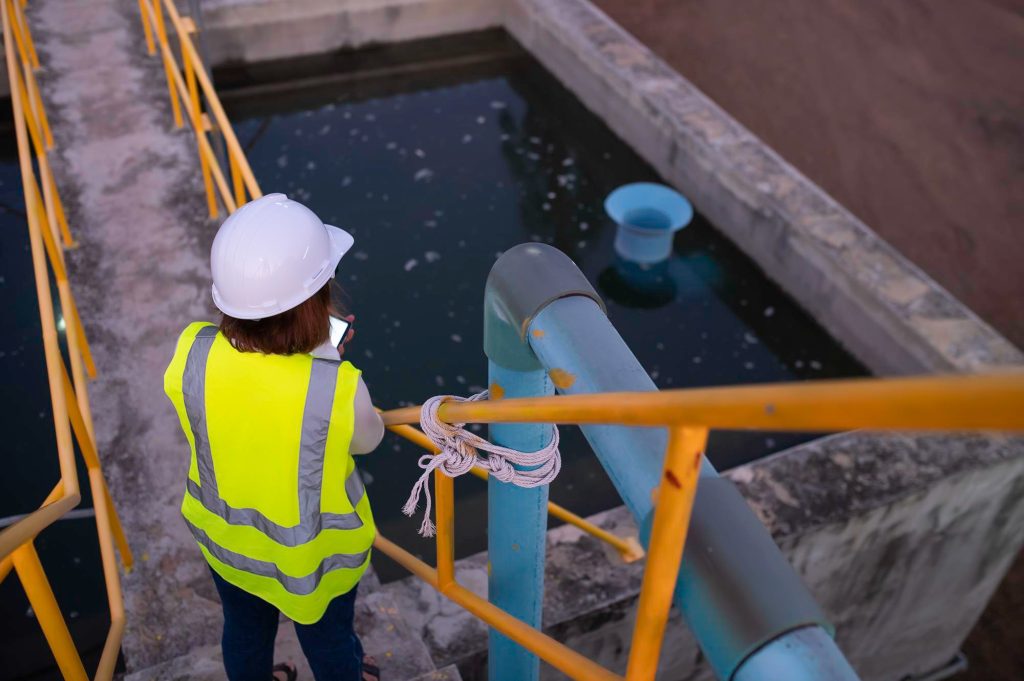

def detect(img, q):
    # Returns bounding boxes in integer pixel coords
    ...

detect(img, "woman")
[164,194,385,681]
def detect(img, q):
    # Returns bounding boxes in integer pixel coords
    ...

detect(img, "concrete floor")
[594,0,1024,348]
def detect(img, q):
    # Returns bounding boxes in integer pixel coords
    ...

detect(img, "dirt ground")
[593,0,1024,349]
[591,0,1024,678]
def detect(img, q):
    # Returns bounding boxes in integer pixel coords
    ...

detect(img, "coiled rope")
[402,391,561,537]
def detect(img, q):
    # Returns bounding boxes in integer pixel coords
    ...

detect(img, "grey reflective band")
[185,519,369,595]
[183,326,219,498]
[182,325,365,548]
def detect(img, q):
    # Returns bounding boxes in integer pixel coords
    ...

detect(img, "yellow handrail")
[382,373,1024,431]
[1,1,132,679]
[138,0,261,217]
[133,7,1024,680]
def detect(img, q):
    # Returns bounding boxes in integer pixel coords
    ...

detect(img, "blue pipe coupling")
[605,182,693,264]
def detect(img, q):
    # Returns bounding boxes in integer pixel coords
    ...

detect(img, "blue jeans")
[210,569,364,681]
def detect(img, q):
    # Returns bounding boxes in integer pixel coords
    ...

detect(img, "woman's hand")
[337,314,356,356]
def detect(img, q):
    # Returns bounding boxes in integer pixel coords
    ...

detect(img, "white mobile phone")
[329,316,351,347]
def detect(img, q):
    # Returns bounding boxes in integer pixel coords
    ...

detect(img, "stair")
[126,572,458,681]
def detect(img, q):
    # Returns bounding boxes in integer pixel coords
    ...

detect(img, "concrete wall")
[200,0,502,67]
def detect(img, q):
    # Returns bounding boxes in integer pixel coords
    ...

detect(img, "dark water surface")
[219,31,867,581]
[0,31,867,675]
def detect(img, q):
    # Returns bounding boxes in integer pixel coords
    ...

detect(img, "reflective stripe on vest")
[184,519,369,596]
[181,326,365,547]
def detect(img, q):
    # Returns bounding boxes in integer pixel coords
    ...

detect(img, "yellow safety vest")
[163,322,375,624]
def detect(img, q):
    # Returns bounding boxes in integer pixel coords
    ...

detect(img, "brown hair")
[220,283,338,355]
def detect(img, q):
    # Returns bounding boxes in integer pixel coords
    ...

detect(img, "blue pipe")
[482,243,856,680]
[529,294,857,681]
[485,361,553,681]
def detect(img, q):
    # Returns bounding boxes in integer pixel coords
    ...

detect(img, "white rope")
[402,390,561,537]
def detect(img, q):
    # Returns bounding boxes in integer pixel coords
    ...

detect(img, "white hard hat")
[210,193,354,320]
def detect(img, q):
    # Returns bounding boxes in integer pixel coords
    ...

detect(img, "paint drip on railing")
[403,391,561,537]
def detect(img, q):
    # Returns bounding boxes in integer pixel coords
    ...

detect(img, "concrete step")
[126,589,439,681]
[356,591,438,680]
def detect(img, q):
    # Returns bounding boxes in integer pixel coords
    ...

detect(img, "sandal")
[362,656,381,681]
[272,662,297,681]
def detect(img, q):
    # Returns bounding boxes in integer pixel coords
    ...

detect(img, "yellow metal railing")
[134,7,1024,681]
[1,1,133,679]
[380,373,1024,680]
[138,0,262,217]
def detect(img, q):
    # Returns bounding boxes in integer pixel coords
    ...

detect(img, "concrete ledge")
[201,0,503,67]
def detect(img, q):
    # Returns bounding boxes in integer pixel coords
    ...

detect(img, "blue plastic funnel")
[605,182,693,264]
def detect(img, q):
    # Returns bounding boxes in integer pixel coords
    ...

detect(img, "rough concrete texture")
[125,590,447,681]
[592,0,1024,349]
[200,0,502,67]
[734,433,1024,680]
[503,0,1022,375]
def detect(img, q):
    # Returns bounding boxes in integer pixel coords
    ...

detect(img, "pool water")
[217,31,867,580]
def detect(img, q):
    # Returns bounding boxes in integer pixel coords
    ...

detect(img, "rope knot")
[402,391,561,537]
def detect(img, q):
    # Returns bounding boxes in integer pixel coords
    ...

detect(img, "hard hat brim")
[325,224,354,270]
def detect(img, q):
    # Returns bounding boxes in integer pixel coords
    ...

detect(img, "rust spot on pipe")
[665,470,682,489]
[489,382,505,400]
[548,368,576,389]
[531,329,545,338]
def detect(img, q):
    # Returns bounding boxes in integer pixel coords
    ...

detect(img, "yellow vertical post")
[103,482,134,569]
[12,0,38,68]
[624,426,707,681]
[230,152,246,208]
[181,24,216,217]
[88,467,127,680]
[151,0,183,128]
[11,543,90,681]
[8,52,73,249]
[8,3,51,149]
[138,0,155,54]
[67,298,97,379]
[435,470,455,589]
[57,287,91,439]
